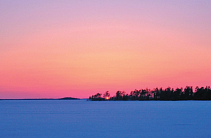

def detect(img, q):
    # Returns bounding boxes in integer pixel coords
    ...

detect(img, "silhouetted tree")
[103,91,110,99]
[90,93,104,101]
[173,88,183,100]
[194,86,211,100]
[130,89,140,100]
[115,91,126,100]
[184,86,193,100]
[153,88,160,100]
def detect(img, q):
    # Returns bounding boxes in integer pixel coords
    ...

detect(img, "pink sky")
[1,0,211,99]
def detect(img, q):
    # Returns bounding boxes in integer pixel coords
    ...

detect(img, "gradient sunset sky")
[1,0,211,99]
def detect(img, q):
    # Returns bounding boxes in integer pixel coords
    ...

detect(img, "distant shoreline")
[0,97,81,100]
[89,86,211,101]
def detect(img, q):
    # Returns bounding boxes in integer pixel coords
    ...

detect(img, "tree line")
[89,86,211,101]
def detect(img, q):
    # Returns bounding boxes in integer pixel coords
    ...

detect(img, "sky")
[0,0,211,99]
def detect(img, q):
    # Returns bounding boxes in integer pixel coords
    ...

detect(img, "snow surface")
[0,100,211,138]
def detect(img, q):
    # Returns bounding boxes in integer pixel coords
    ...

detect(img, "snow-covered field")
[0,100,210,138]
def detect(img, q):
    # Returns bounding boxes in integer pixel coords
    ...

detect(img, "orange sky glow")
[1,0,211,98]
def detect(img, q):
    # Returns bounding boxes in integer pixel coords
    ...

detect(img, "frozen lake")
[0,100,211,138]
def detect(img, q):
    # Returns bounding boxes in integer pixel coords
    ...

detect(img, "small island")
[59,97,80,100]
